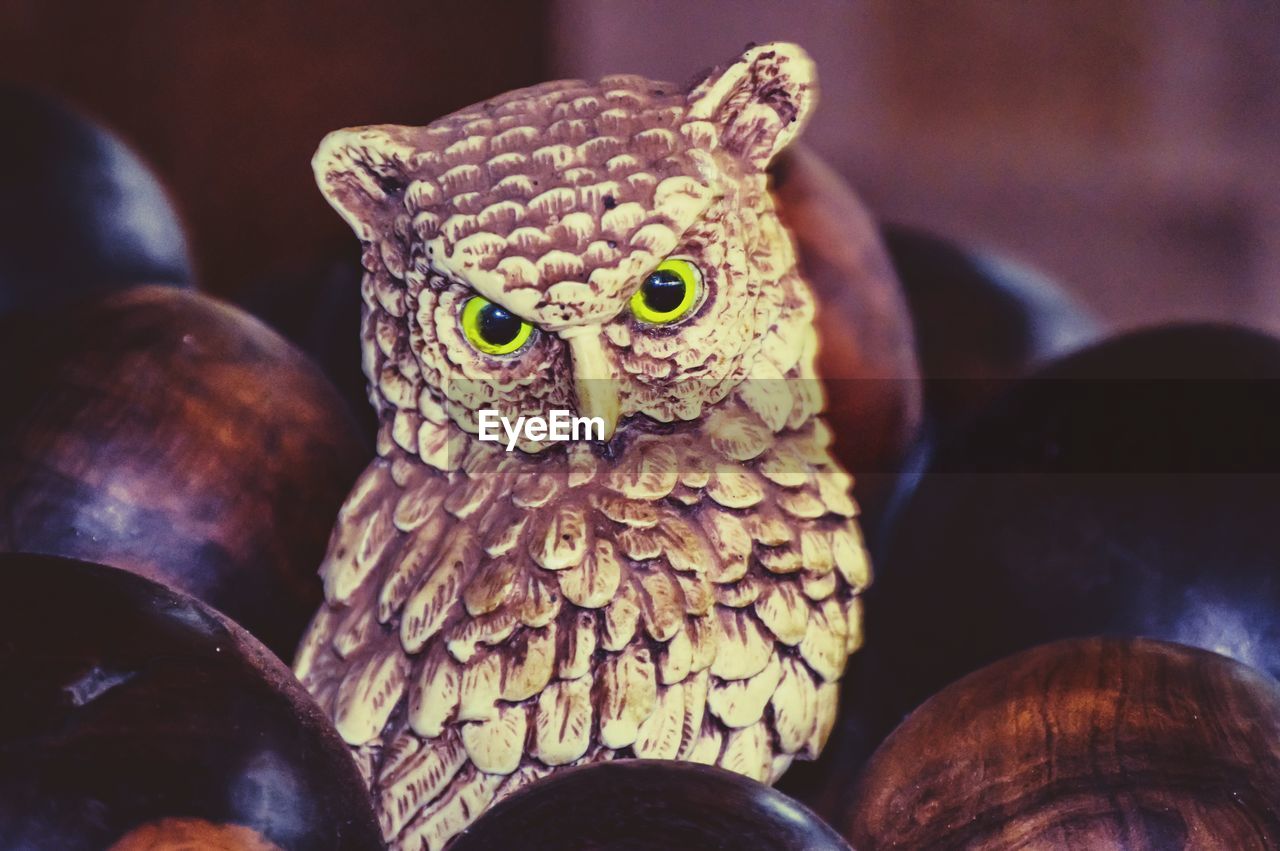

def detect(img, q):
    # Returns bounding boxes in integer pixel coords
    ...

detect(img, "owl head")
[314,43,819,458]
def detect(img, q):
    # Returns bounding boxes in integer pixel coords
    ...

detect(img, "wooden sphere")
[0,286,369,659]
[882,224,1098,435]
[846,638,1280,849]
[0,553,382,849]
[451,759,852,851]
[0,86,191,313]
[770,146,923,506]
[864,323,1280,728]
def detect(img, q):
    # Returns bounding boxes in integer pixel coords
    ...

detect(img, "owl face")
[315,43,817,452]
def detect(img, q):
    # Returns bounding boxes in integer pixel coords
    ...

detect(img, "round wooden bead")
[0,286,369,659]
[846,637,1280,849]
[0,86,191,313]
[0,553,382,850]
[869,323,1280,727]
[451,759,852,851]
[883,223,1098,436]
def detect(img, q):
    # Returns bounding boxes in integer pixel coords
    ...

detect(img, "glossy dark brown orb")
[450,759,852,851]
[0,553,382,850]
[882,224,1098,437]
[0,87,191,313]
[863,323,1280,730]
[846,638,1280,849]
[0,286,370,659]
[770,146,923,506]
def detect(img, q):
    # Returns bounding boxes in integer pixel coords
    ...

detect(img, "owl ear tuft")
[312,125,418,241]
[687,42,817,171]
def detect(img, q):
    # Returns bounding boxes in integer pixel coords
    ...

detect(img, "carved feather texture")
[296,386,869,848]
[296,42,869,851]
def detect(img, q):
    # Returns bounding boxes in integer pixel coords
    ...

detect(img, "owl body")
[295,43,871,850]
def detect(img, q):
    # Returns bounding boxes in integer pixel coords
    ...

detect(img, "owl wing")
[294,384,868,850]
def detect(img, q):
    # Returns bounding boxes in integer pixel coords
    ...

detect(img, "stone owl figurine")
[294,42,871,850]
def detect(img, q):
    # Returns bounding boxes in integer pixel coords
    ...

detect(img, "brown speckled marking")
[296,42,868,850]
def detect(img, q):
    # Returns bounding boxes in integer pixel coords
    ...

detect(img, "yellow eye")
[461,296,534,356]
[631,258,702,325]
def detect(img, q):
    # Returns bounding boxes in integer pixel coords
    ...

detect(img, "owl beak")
[564,331,620,441]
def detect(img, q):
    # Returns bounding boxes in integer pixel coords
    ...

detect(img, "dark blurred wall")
[4,1,1277,336]
[0,0,551,298]
[554,0,1280,336]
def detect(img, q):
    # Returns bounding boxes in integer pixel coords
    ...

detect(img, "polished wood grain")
[0,286,369,659]
[847,638,1280,850]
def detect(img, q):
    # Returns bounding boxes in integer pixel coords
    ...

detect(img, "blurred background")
[2,0,1276,334]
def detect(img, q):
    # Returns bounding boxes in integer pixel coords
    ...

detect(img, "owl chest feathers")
[294,380,869,848]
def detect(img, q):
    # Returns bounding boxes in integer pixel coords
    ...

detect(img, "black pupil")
[478,303,522,346]
[642,270,687,314]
